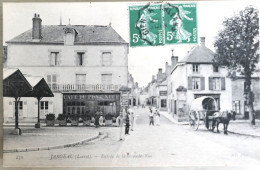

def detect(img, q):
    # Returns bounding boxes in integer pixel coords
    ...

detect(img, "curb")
[3,132,104,153]
[227,131,260,138]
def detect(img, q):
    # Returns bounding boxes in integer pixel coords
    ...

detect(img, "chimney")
[200,37,205,47]
[171,56,178,69]
[152,75,155,81]
[165,62,169,70]
[32,13,42,40]
[157,68,163,80]
[165,62,171,76]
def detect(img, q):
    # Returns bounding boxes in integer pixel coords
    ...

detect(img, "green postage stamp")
[129,3,197,47]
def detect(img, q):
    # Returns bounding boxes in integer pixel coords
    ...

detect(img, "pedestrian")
[99,114,105,126]
[116,112,125,140]
[130,112,135,131]
[149,110,154,126]
[155,110,160,126]
[94,112,99,128]
[125,112,130,135]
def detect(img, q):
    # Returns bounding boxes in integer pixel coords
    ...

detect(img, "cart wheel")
[189,110,200,131]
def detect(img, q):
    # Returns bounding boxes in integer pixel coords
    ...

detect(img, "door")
[40,101,49,119]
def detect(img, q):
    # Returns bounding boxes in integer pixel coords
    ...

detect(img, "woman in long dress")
[155,110,160,126]
[116,113,125,140]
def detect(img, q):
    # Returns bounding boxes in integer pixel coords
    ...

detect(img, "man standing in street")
[130,112,135,131]
[116,112,125,141]
[125,112,130,135]
[149,110,154,126]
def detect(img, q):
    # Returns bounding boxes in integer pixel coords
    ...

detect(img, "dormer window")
[63,27,77,45]
[192,64,199,73]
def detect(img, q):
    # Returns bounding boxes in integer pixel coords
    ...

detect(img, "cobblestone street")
[4,107,260,167]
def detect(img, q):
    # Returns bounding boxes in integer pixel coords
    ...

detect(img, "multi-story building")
[169,37,232,122]
[231,75,260,119]
[127,73,141,107]
[4,14,129,122]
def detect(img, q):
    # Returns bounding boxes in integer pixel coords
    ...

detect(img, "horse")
[211,110,236,135]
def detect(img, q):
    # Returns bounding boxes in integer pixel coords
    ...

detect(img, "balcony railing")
[49,84,122,92]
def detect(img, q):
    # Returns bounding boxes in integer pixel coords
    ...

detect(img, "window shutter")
[209,77,213,90]
[52,75,57,83]
[47,75,51,82]
[221,77,226,90]
[201,77,205,90]
[57,53,61,65]
[188,77,192,90]
[75,54,78,66]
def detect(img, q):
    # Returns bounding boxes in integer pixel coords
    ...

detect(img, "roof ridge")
[7,24,127,44]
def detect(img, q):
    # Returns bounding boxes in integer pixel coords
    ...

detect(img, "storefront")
[63,93,120,115]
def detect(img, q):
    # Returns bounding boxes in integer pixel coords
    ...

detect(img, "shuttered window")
[76,74,86,85]
[188,77,205,90]
[192,77,200,90]
[101,74,112,84]
[77,53,84,66]
[102,52,112,66]
[50,52,59,66]
[209,77,225,90]
[47,74,57,89]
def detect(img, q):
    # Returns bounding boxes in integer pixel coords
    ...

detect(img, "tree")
[214,6,259,125]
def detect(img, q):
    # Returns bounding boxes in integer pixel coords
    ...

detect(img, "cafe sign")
[63,94,120,101]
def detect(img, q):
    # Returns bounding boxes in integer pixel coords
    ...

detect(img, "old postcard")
[2,0,260,168]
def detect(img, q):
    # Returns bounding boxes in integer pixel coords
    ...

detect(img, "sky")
[3,0,259,87]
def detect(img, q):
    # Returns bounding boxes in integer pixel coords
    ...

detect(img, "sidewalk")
[159,109,260,137]
[3,126,110,153]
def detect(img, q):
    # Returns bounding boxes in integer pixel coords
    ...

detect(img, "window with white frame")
[192,77,200,90]
[192,64,199,73]
[102,52,112,66]
[47,75,57,89]
[50,52,59,66]
[232,100,240,114]
[213,77,221,90]
[40,101,49,110]
[101,74,112,84]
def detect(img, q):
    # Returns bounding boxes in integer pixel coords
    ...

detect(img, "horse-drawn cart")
[188,96,218,130]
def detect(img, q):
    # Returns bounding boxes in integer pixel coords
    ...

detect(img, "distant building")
[4,13,129,122]
[231,75,260,119]
[168,37,232,122]
[127,73,141,107]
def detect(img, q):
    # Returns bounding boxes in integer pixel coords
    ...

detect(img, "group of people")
[94,111,105,128]
[116,109,135,141]
[149,108,160,126]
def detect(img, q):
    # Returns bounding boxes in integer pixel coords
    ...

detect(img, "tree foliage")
[214,6,259,82]
[214,6,259,125]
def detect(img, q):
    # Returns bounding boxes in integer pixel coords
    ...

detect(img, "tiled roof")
[6,25,127,44]
[179,45,215,63]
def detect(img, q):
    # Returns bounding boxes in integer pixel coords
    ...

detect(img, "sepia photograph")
[2,0,260,168]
